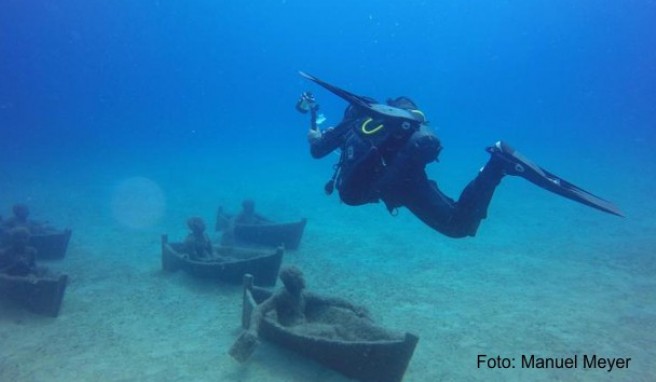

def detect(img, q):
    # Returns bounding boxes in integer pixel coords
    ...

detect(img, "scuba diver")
[296,72,623,238]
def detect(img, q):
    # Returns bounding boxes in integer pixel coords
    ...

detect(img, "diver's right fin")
[487,141,624,217]
[299,71,372,110]
[299,71,424,123]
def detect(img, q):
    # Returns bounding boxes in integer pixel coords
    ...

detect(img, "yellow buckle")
[361,118,384,135]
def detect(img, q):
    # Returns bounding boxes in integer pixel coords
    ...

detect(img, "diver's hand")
[307,129,322,143]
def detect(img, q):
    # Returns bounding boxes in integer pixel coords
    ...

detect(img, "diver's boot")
[485,140,530,176]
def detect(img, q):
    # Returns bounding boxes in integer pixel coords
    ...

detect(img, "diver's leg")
[448,157,506,236]
[397,157,506,238]
[394,175,462,237]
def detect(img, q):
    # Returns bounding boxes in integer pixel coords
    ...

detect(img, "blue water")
[1,1,655,381]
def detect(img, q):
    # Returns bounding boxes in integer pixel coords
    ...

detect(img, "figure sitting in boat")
[234,199,271,225]
[229,267,418,382]
[230,265,372,362]
[0,203,72,260]
[160,217,284,286]
[259,265,369,327]
[0,227,38,277]
[1,203,50,234]
[216,200,307,250]
[216,199,270,244]
[183,217,214,261]
[0,226,69,317]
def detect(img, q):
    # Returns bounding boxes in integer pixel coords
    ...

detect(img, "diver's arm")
[309,119,353,158]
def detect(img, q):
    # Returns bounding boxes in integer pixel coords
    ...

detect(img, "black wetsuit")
[310,103,506,238]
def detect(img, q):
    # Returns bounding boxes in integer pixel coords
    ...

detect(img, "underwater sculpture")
[230,267,418,382]
[0,203,72,260]
[0,227,37,276]
[0,227,68,317]
[184,217,213,260]
[161,217,284,286]
[216,200,307,250]
[2,204,33,231]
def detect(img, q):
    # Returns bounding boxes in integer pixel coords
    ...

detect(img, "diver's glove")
[307,128,322,143]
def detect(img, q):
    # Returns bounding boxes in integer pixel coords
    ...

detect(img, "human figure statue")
[184,217,213,260]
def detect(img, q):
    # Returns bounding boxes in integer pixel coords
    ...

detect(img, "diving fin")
[299,71,424,123]
[487,141,624,217]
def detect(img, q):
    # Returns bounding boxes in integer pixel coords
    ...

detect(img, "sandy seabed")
[1,146,654,382]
